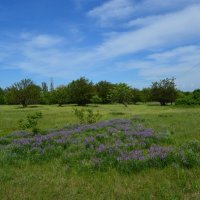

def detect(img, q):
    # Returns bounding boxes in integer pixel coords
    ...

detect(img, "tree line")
[0,77,199,107]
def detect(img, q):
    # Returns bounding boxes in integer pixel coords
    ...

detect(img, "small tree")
[19,112,43,134]
[151,78,177,106]
[73,108,102,124]
[68,77,96,106]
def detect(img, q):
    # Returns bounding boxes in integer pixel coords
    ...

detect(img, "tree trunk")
[160,102,166,106]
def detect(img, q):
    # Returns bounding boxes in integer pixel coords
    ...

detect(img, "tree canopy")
[151,78,177,106]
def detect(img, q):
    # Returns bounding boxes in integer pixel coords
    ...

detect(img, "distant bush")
[19,112,43,134]
[176,97,199,105]
[73,108,102,124]
[91,95,102,105]
[176,90,200,105]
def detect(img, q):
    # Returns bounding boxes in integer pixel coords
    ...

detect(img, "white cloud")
[88,0,134,26]
[95,4,200,58]
[23,34,64,48]
[126,15,163,28]
[131,0,200,17]
[88,0,200,27]
[116,45,200,91]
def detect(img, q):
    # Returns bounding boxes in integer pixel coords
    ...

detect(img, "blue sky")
[0,0,200,91]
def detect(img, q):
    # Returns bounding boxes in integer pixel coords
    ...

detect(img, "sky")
[0,0,200,91]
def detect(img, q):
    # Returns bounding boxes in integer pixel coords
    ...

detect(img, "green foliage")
[95,81,114,104]
[151,78,177,106]
[40,82,50,105]
[131,88,141,104]
[140,88,152,103]
[110,83,133,106]
[91,95,102,105]
[55,85,69,106]
[73,108,102,124]
[19,112,43,134]
[176,89,200,105]
[7,79,41,107]
[0,88,5,104]
[68,77,96,106]
[4,87,19,105]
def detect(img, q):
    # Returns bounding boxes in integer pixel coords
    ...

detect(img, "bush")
[19,112,43,134]
[176,96,200,105]
[176,90,200,105]
[73,108,102,124]
[91,95,102,105]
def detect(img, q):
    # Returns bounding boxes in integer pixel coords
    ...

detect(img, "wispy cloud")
[95,4,200,58]
[116,45,200,90]
[88,0,134,26]
[88,0,200,27]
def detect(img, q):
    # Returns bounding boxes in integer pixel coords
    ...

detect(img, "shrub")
[73,108,102,124]
[91,95,102,105]
[19,112,43,134]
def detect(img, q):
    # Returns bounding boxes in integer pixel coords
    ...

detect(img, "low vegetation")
[0,104,200,199]
[1,118,199,173]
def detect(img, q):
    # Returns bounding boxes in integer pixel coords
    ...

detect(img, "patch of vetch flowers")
[0,118,199,172]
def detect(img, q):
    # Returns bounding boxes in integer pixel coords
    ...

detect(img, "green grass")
[0,104,200,199]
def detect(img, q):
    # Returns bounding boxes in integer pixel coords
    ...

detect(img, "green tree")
[193,89,200,101]
[55,85,69,106]
[40,82,50,105]
[49,79,57,104]
[0,88,5,104]
[91,95,102,105]
[110,83,133,106]
[95,81,114,104]
[140,88,152,104]
[68,77,96,106]
[11,79,40,107]
[176,89,200,105]
[151,78,177,106]
[4,87,17,105]
[131,88,141,104]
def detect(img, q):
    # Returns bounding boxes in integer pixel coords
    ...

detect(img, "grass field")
[0,104,200,199]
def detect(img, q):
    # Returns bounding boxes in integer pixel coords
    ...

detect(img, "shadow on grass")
[109,112,125,116]
[15,105,40,109]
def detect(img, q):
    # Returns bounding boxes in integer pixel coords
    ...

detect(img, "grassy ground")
[0,104,200,199]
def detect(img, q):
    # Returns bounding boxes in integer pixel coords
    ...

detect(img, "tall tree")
[151,78,177,106]
[131,88,141,104]
[49,79,57,104]
[95,81,114,104]
[50,78,54,92]
[68,77,96,106]
[0,88,5,104]
[110,83,133,106]
[41,82,48,93]
[55,85,69,106]
[140,88,152,104]
[40,82,50,105]
[11,79,41,107]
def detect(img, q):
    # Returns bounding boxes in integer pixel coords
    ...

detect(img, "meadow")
[0,104,200,199]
